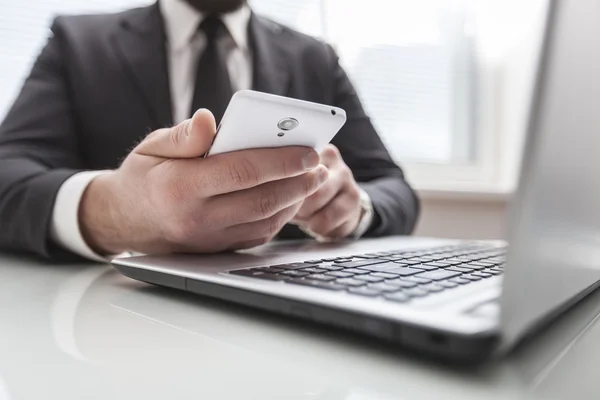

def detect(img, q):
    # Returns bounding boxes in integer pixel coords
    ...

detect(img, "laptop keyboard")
[228,244,506,303]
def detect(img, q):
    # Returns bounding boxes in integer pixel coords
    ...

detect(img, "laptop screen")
[501,0,600,346]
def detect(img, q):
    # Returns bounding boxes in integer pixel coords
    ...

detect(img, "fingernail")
[302,150,320,171]
[317,165,329,183]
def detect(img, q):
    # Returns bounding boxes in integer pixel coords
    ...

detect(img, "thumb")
[134,108,216,159]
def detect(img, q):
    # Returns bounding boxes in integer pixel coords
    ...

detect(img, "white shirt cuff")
[50,171,112,262]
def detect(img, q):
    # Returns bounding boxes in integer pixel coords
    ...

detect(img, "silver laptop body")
[112,0,600,363]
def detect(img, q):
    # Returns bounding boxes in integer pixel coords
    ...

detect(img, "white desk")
[1,252,599,399]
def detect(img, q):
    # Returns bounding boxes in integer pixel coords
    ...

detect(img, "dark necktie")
[190,16,233,125]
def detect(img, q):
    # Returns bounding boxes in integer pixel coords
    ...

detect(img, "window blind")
[1,0,475,163]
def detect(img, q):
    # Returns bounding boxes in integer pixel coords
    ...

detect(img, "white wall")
[414,193,510,240]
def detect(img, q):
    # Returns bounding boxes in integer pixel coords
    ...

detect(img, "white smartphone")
[206,90,347,156]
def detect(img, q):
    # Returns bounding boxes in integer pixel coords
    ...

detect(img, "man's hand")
[79,109,328,255]
[291,144,363,240]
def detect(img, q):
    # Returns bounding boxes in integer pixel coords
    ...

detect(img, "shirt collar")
[159,0,251,52]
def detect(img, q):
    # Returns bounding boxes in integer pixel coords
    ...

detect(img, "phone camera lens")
[277,117,299,131]
[331,109,336,116]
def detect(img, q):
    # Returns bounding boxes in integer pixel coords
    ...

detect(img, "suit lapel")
[249,14,290,96]
[111,3,173,128]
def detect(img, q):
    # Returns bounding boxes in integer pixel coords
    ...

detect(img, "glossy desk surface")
[1,252,599,400]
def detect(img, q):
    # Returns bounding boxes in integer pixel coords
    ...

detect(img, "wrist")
[79,171,128,255]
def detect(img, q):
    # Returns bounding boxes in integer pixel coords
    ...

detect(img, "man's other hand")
[291,144,363,240]
[79,109,328,255]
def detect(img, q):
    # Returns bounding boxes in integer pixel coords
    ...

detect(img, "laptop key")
[288,278,345,290]
[348,287,381,297]
[273,263,316,270]
[439,281,459,288]
[334,259,387,268]
[485,269,502,276]
[472,271,492,278]
[415,269,462,281]
[359,262,403,272]
[410,264,438,271]
[449,277,471,284]
[383,267,425,276]
[463,263,486,271]
[421,283,445,293]
[336,278,367,287]
[342,268,370,275]
[447,266,475,273]
[318,265,344,271]
[301,267,327,274]
[353,254,381,259]
[326,271,355,278]
[424,261,452,268]
[383,292,411,303]
[470,261,495,267]
[308,274,337,282]
[371,272,400,279]
[461,274,482,281]
[367,282,400,292]
[386,279,418,288]
[402,276,432,284]
[397,260,422,266]
[281,270,310,277]
[403,288,429,297]
[255,273,288,281]
[355,275,384,283]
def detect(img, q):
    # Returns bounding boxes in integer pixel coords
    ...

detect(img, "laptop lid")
[501,0,600,347]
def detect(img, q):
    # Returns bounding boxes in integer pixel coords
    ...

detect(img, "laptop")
[112,0,600,363]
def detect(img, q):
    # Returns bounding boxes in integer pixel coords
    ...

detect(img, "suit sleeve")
[326,45,420,236]
[0,19,85,259]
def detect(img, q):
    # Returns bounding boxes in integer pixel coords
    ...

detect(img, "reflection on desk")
[1,253,600,399]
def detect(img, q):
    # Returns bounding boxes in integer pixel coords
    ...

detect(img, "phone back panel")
[207,90,347,156]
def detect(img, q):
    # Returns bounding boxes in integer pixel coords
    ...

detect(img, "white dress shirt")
[50,0,371,261]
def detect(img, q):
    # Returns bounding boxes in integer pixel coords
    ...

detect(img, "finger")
[175,146,321,197]
[293,171,342,221]
[226,202,302,248]
[207,165,328,225]
[135,109,216,159]
[319,144,343,167]
[324,218,359,240]
[305,191,360,236]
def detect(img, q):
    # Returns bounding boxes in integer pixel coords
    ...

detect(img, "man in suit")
[0,0,419,261]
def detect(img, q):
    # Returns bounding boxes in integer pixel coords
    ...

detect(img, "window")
[252,0,548,192]
[0,0,547,191]
[252,0,477,165]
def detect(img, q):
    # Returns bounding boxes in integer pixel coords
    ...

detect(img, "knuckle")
[302,173,319,197]
[258,190,279,218]
[323,144,341,161]
[170,124,186,148]
[341,164,353,180]
[229,156,260,188]
[348,185,361,203]
[267,215,282,237]
[322,208,337,226]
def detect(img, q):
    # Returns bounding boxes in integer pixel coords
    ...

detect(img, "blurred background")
[0,0,548,240]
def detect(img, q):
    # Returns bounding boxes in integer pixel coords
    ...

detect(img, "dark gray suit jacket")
[0,3,419,260]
